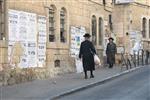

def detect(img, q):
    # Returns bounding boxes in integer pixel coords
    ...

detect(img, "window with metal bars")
[49,5,56,42]
[60,8,66,43]
[92,15,97,45]
[109,14,113,30]
[142,18,146,38]
[55,60,60,67]
[99,17,103,45]
[0,0,4,40]
[149,20,150,38]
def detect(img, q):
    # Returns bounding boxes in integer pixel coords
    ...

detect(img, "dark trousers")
[109,63,113,68]
[84,70,94,78]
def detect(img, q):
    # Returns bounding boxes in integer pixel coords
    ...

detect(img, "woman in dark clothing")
[106,37,117,68]
[79,33,96,79]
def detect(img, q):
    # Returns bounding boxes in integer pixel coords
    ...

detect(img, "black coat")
[106,42,117,64]
[79,40,96,71]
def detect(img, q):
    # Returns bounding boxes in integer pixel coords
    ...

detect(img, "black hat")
[108,37,114,40]
[83,33,91,37]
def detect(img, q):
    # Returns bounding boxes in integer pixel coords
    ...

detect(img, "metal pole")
[138,50,139,66]
[134,51,136,67]
[142,49,144,66]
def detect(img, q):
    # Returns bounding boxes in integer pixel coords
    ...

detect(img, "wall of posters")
[8,9,41,68]
[129,31,143,55]
[70,26,86,58]
[37,16,47,67]
[8,10,19,41]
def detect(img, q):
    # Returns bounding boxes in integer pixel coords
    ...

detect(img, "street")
[57,66,150,100]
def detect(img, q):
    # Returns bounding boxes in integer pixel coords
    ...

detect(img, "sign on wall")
[129,31,143,55]
[8,9,47,68]
[37,16,47,67]
[70,26,86,58]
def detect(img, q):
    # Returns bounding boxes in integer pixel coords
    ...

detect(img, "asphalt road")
[57,66,150,100]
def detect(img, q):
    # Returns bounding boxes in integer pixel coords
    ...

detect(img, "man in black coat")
[79,33,96,79]
[106,37,117,68]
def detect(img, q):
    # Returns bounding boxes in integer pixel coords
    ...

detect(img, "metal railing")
[121,49,149,71]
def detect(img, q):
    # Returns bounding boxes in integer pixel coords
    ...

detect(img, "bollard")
[133,51,136,67]
[141,50,144,66]
[137,51,140,66]
[145,50,149,65]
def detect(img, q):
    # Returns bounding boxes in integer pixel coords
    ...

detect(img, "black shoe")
[90,75,94,78]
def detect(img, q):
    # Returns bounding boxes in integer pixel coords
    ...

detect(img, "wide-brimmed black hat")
[108,37,114,40]
[83,33,91,37]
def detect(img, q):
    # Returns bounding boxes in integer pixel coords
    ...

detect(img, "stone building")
[0,0,150,85]
[0,0,114,85]
[113,0,150,54]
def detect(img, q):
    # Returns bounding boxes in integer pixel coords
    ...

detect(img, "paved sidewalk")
[0,65,143,100]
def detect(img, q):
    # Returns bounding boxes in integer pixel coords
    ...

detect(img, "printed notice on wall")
[70,26,85,58]
[37,16,47,67]
[8,10,19,41]
[8,9,38,68]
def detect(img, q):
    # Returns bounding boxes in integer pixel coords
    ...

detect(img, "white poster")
[8,10,19,41]
[18,11,28,42]
[129,31,143,55]
[8,9,37,68]
[70,26,85,58]
[27,42,37,67]
[27,13,37,42]
[18,42,28,68]
[37,16,47,67]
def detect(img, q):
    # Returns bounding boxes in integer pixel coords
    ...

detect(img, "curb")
[50,66,144,100]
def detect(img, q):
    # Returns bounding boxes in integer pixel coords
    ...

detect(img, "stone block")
[0,48,7,56]
[0,64,3,71]
[0,56,8,63]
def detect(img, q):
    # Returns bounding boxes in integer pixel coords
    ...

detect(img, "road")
[57,66,150,100]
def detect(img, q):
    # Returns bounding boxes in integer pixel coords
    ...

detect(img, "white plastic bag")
[94,54,101,65]
[75,59,83,73]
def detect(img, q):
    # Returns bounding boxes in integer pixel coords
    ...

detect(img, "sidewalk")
[0,65,143,100]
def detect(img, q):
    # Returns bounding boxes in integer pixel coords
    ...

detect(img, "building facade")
[113,0,150,54]
[0,0,114,85]
[0,0,150,85]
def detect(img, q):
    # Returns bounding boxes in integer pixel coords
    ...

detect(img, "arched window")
[149,19,150,38]
[99,17,103,45]
[92,15,97,45]
[0,0,4,40]
[109,14,112,31]
[60,7,67,43]
[142,18,147,38]
[49,5,56,42]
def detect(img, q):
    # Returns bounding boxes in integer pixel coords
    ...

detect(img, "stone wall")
[1,0,109,85]
[0,41,7,71]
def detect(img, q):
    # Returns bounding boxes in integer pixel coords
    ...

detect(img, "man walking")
[106,37,117,68]
[79,33,96,79]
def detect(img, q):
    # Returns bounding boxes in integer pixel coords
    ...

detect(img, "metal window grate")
[55,60,60,67]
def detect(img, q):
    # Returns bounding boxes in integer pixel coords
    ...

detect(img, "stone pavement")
[0,65,143,100]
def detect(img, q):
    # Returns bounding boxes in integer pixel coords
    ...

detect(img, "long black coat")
[79,40,96,71]
[106,42,117,64]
